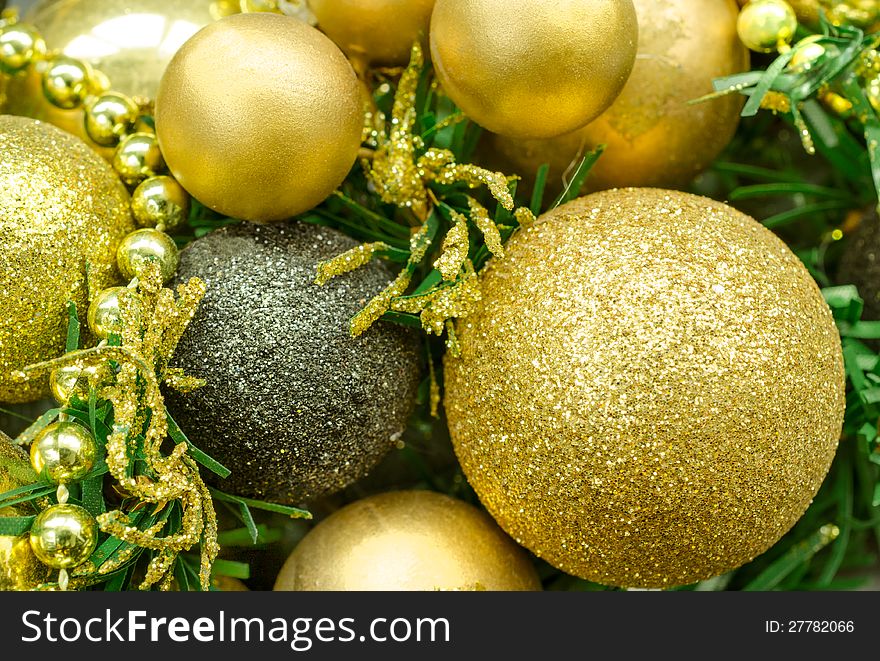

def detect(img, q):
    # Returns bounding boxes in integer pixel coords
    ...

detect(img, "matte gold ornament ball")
[0,116,134,403]
[429,0,638,139]
[0,433,51,591]
[444,188,845,588]
[485,0,749,192]
[6,0,218,155]
[274,491,541,591]
[310,0,435,67]
[156,13,363,222]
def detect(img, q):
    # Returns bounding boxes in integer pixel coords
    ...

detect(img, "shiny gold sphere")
[429,0,638,139]
[30,421,97,484]
[131,176,190,231]
[0,116,134,403]
[156,13,362,222]
[41,55,92,110]
[484,0,748,192]
[788,35,829,73]
[112,132,164,186]
[310,0,435,66]
[84,92,138,147]
[0,22,45,74]
[29,503,98,570]
[275,491,541,591]
[49,363,104,404]
[444,189,845,588]
[87,286,133,340]
[0,433,51,591]
[21,0,219,100]
[117,228,179,282]
[737,0,798,53]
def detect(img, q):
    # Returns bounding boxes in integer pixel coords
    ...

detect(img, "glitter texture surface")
[274,491,541,591]
[444,188,846,588]
[164,222,421,505]
[0,115,133,403]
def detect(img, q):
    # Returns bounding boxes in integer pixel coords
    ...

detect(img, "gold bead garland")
[0,13,223,591]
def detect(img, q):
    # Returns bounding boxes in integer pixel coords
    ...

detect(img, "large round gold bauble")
[0,116,134,403]
[274,491,540,591]
[485,0,748,192]
[429,0,638,140]
[444,188,846,588]
[155,13,362,222]
[5,0,218,156]
[0,433,51,591]
[310,0,435,67]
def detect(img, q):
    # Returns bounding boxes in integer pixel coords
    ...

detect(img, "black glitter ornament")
[839,211,880,324]
[165,222,421,504]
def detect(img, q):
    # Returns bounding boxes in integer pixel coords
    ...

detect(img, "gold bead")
[84,92,139,147]
[131,176,190,231]
[430,0,638,139]
[0,22,45,74]
[29,504,98,569]
[116,228,179,282]
[87,286,129,340]
[240,0,281,12]
[49,363,103,404]
[737,0,798,53]
[42,55,92,109]
[866,76,880,113]
[112,132,165,186]
[30,421,97,484]
[788,35,828,73]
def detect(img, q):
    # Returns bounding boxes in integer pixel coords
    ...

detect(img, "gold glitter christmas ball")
[310,0,435,67]
[29,503,98,569]
[484,0,748,192]
[0,433,51,591]
[429,0,638,139]
[6,0,217,155]
[0,116,134,403]
[274,491,541,590]
[444,188,845,588]
[155,13,363,222]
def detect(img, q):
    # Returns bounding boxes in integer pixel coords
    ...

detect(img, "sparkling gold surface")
[116,228,179,282]
[0,433,50,591]
[131,176,189,231]
[429,0,638,139]
[444,188,846,588]
[485,0,748,192]
[155,13,362,222]
[29,503,98,569]
[309,0,435,66]
[274,491,541,591]
[737,0,798,53]
[0,115,133,403]
[30,420,97,484]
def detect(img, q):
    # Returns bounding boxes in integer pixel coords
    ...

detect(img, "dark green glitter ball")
[165,221,421,505]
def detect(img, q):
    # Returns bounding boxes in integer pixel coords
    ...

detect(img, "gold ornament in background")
[275,491,541,591]
[309,0,435,67]
[429,0,638,139]
[444,188,845,588]
[5,0,218,156]
[737,0,798,53]
[0,433,51,591]
[29,503,98,569]
[156,13,362,222]
[484,0,749,192]
[0,116,134,403]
